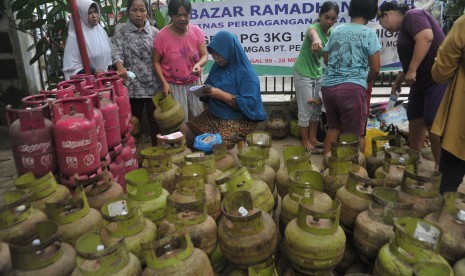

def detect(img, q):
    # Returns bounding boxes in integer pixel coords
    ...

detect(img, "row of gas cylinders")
[1,129,464,275]
[6,72,141,191]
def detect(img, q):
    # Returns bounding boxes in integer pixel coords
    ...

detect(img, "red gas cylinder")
[122,133,138,172]
[52,98,100,182]
[96,76,132,136]
[39,85,75,100]
[82,85,121,150]
[109,154,126,193]
[6,103,57,177]
[57,79,86,96]
[71,74,95,86]
[79,89,110,167]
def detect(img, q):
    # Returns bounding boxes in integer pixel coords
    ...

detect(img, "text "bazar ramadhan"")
[190,2,351,19]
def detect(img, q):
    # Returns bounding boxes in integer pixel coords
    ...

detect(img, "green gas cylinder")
[45,188,102,246]
[218,191,277,268]
[0,190,47,242]
[323,147,368,198]
[424,192,465,264]
[335,164,385,232]
[366,135,401,177]
[246,131,281,171]
[397,169,443,218]
[324,133,367,169]
[9,221,76,276]
[100,200,157,265]
[283,198,346,275]
[171,164,221,220]
[184,151,223,185]
[15,172,70,212]
[280,169,332,235]
[216,167,274,214]
[373,217,453,276]
[156,133,191,167]
[214,143,235,172]
[72,233,142,276]
[142,231,214,275]
[353,187,413,264]
[374,147,419,188]
[276,145,319,198]
[140,146,178,194]
[238,146,276,193]
[125,168,170,226]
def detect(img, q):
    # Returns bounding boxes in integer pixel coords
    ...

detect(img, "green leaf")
[118,15,128,23]
[27,41,38,52]
[101,6,113,15]
[154,10,166,29]
[47,3,66,18]
[10,0,30,12]
[15,5,35,19]
[23,19,47,30]
[49,18,67,31]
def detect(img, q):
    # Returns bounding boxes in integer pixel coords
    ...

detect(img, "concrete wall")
[0,12,43,125]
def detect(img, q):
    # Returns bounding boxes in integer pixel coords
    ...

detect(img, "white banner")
[190,0,410,75]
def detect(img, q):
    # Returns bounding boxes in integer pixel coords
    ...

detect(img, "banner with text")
[190,0,409,75]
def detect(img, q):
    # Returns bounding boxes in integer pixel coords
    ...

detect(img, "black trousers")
[439,148,465,194]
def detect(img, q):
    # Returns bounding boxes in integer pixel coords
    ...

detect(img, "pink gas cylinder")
[52,98,100,180]
[39,85,74,100]
[122,132,138,171]
[82,85,121,150]
[108,154,126,193]
[95,76,132,136]
[57,79,86,96]
[71,74,95,86]
[79,87,110,167]
[6,103,57,177]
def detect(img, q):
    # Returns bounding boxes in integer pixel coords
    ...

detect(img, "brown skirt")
[186,110,258,147]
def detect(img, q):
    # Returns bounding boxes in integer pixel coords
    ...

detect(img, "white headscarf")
[63,0,112,80]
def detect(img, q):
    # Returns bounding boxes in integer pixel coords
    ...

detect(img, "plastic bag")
[194,133,222,154]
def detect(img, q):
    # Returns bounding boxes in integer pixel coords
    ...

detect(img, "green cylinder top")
[246,131,271,158]
[166,191,207,226]
[101,200,146,238]
[215,167,253,196]
[328,147,359,175]
[126,170,164,201]
[75,234,129,276]
[213,143,228,160]
[0,190,32,229]
[382,147,419,172]
[238,146,266,173]
[185,152,216,174]
[45,188,90,224]
[9,221,64,271]
[369,187,413,225]
[346,164,385,200]
[141,146,172,173]
[175,164,207,195]
[401,170,441,198]
[440,192,465,217]
[289,169,324,193]
[143,231,195,269]
[296,198,341,235]
[390,217,443,263]
[283,146,312,172]
[371,135,401,156]
[222,191,264,236]
[15,172,58,201]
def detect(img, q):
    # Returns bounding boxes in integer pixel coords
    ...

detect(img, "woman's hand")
[405,70,416,86]
[116,65,128,80]
[162,82,171,96]
[311,39,323,52]
[191,63,202,76]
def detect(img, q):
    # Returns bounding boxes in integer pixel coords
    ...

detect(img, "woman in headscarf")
[181,31,267,149]
[63,0,112,80]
